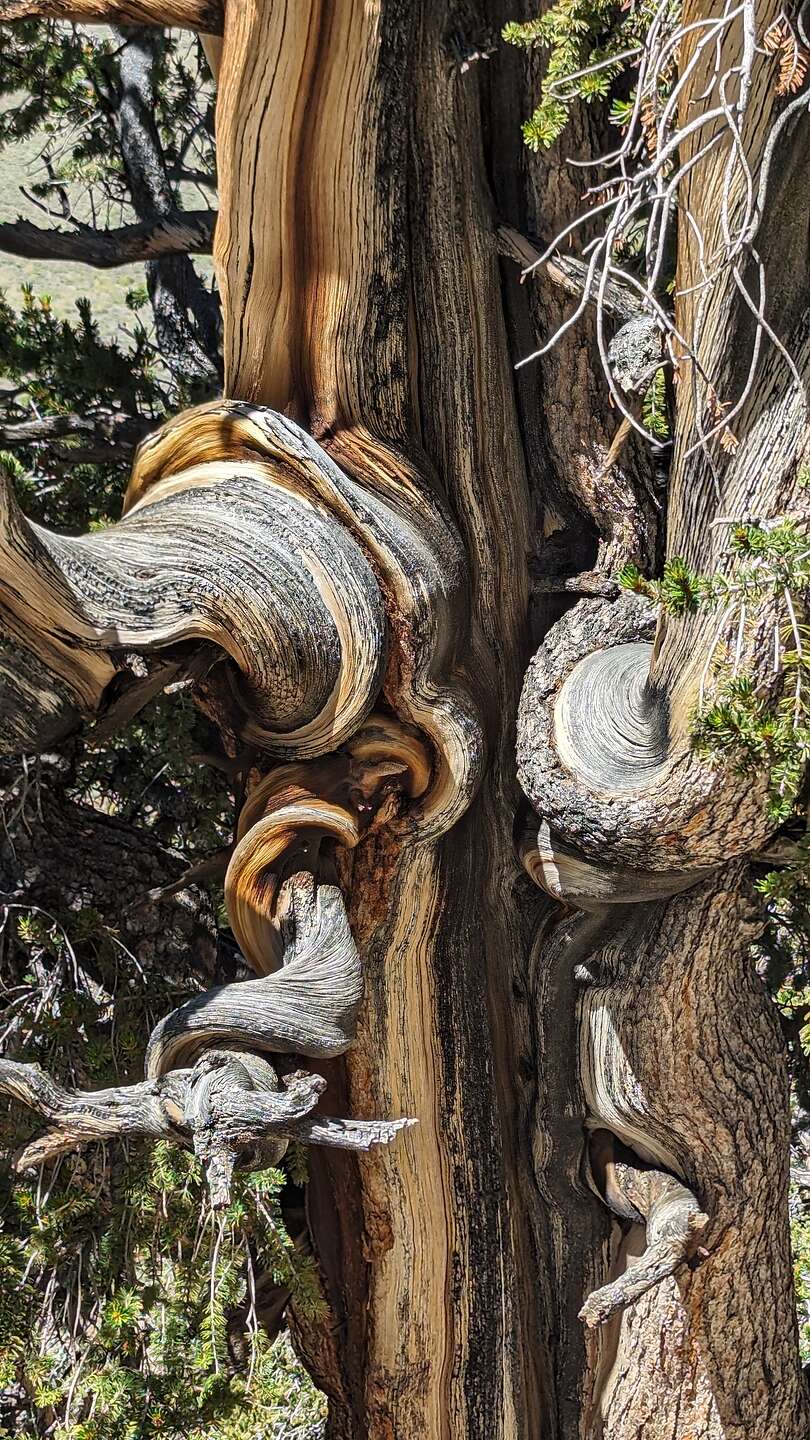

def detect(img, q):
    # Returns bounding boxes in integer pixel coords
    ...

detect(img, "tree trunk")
[1,0,808,1437]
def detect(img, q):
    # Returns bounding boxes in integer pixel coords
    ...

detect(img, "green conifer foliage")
[503,0,679,151]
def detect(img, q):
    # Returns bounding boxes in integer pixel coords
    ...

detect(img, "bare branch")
[1,1053,415,1209]
[0,0,224,32]
[0,211,216,269]
[517,3,810,458]
[496,223,639,324]
[0,410,155,462]
[0,1058,191,1168]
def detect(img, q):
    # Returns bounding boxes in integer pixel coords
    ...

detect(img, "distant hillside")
[0,128,215,339]
[0,130,144,334]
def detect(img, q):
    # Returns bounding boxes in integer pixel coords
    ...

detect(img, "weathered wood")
[580,1130,709,1327]
[210,2,552,1431]
[0,433,388,756]
[513,2,810,1434]
[0,0,223,32]
[3,0,808,1435]
[1,1054,414,1188]
[576,868,806,1438]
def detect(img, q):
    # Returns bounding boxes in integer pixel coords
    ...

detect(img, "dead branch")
[0,211,216,268]
[515,4,810,455]
[0,1058,191,1168]
[1,1053,415,1208]
[580,1128,709,1327]
[496,223,639,324]
[0,0,223,31]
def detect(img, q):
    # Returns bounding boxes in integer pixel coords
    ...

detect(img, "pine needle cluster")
[503,0,679,151]
[0,911,326,1440]
[620,520,810,820]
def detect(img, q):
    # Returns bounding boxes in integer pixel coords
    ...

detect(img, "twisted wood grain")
[146,714,430,1077]
[0,450,386,758]
[127,400,484,834]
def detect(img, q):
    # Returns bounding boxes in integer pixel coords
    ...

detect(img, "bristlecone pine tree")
[0,1,809,1437]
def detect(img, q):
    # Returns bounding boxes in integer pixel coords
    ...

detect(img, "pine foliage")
[503,0,679,150]
[0,910,327,1440]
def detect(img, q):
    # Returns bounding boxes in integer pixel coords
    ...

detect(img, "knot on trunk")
[517,592,771,884]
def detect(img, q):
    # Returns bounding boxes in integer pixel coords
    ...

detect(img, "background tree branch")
[95,27,221,397]
[0,210,216,267]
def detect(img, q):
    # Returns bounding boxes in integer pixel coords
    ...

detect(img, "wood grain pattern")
[211,3,547,1431]
[4,0,806,1434]
[515,5,810,1433]
[0,0,223,30]
[0,424,387,758]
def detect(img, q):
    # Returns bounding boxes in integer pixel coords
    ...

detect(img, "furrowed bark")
[2,0,808,1436]
[516,2,810,1434]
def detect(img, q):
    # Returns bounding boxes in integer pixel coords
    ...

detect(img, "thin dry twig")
[518,1,810,463]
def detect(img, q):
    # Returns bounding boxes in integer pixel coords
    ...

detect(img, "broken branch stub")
[579,1129,709,1328]
[2,712,429,1204]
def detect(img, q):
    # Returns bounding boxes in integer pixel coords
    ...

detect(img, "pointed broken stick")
[580,1128,710,1328]
[0,1054,416,1206]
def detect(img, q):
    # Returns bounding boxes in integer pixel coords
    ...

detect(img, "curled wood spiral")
[517,592,772,876]
[1,400,483,835]
[0,460,386,759]
[0,397,458,1188]
[146,713,430,1077]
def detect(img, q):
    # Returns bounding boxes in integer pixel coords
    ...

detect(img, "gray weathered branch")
[580,1129,709,1328]
[0,211,216,268]
[496,223,639,325]
[1,1054,415,1207]
[0,1058,191,1168]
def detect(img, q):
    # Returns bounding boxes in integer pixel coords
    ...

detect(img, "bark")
[0,211,216,267]
[514,0,810,1435]
[0,1,808,1438]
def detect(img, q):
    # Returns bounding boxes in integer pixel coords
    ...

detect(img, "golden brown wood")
[1,1,808,1435]
[0,0,223,29]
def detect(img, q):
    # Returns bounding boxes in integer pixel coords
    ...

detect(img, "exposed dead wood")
[496,223,640,324]
[0,423,388,755]
[0,0,223,32]
[4,0,808,1435]
[1,1054,415,1203]
[580,1129,709,1327]
[2,719,425,1206]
